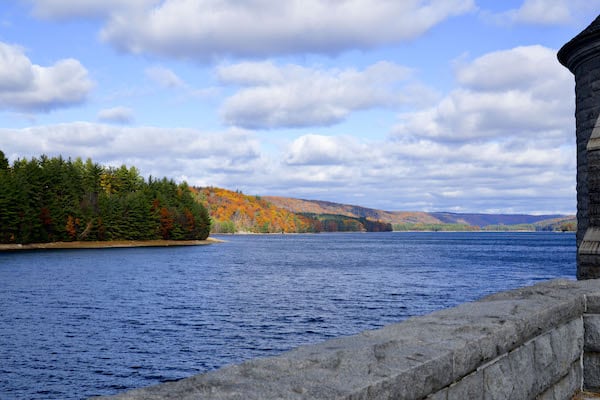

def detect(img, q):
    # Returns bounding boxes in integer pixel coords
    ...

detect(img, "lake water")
[0,232,575,399]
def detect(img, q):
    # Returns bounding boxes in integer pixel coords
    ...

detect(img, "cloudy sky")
[0,1,597,214]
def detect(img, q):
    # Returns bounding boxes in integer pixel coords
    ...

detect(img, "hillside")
[198,188,392,233]
[198,187,318,233]
[264,196,441,225]
[195,189,574,233]
[429,212,566,227]
[264,196,575,231]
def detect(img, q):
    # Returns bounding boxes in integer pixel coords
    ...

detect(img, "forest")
[199,187,393,233]
[300,213,393,232]
[199,187,319,233]
[0,151,210,244]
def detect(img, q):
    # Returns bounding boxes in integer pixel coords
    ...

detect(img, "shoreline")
[0,237,223,251]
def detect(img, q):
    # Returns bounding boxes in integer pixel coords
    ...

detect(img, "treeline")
[302,213,393,232]
[0,151,210,244]
[393,223,479,232]
[393,221,576,232]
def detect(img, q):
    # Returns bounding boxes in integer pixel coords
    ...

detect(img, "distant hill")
[264,196,575,231]
[264,196,441,225]
[196,189,575,233]
[428,212,566,227]
[198,188,392,233]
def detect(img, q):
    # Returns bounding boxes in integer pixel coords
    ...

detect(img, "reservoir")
[0,232,575,399]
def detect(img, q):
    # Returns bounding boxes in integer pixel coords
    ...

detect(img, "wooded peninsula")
[0,151,210,245]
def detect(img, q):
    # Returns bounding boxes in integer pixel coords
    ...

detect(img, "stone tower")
[559,15,600,279]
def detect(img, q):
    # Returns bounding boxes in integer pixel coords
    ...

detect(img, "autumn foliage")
[199,187,318,233]
[198,187,392,234]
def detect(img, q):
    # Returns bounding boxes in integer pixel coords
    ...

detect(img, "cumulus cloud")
[219,61,415,129]
[24,0,474,60]
[0,122,262,186]
[265,131,573,214]
[0,42,93,112]
[97,106,134,124]
[488,0,600,26]
[377,44,576,213]
[24,0,157,20]
[145,66,185,88]
[394,45,573,143]
[285,134,368,166]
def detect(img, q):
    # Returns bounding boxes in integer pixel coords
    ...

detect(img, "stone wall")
[94,278,600,400]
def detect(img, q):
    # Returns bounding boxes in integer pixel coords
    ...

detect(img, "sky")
[0,1,598,215]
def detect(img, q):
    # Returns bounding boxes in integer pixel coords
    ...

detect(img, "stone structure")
[559,15,600,279]
[94,279,600,399]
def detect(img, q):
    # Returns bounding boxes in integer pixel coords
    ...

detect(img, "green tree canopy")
[0,154,211,244]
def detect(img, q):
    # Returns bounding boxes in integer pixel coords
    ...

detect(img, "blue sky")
[0,0,598,214]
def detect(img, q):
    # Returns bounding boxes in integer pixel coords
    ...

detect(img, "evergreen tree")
[0,150,8,171]
[0,154,211,244]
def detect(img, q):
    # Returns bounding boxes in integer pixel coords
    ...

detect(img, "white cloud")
[0,122,262,187]
[369,44,577,213]
[219,61,415,129]
[145,66,184,88]
[256,133,574,214]
[455,45,568,92]
[24,0,157,20]
[394,45,573,143]
[0,114,575,214]
[285,134,367,166]
[97,106,134,124]
[0,42,93,112]
[508,0,571,25]
[29,0,476,60]
[487,0,600,26]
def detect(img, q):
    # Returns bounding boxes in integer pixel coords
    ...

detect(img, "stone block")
[584,352,600,391]
[585,315,600,351]
[556,361,583,400]
[586,293,600,313]
[537,361,582,400]
[482,341,536,400]
[425,388,447,400]
[550,318,584,372]
[483,354,516,400]
[535,332,559,390]
[447,371,483,400]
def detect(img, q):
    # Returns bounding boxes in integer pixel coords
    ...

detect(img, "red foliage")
[39,207,52,227]
[159,207,174,239]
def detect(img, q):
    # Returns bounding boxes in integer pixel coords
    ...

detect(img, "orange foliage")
[65,215,78,240]
[198,187,316,233]
[159,207,174,239]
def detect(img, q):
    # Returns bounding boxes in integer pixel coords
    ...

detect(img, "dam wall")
[95,278,600,399]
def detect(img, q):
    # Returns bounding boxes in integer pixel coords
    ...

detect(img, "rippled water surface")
[0,232,575,399]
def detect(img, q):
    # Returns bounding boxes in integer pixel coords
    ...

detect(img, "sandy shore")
[0,237,223,251]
